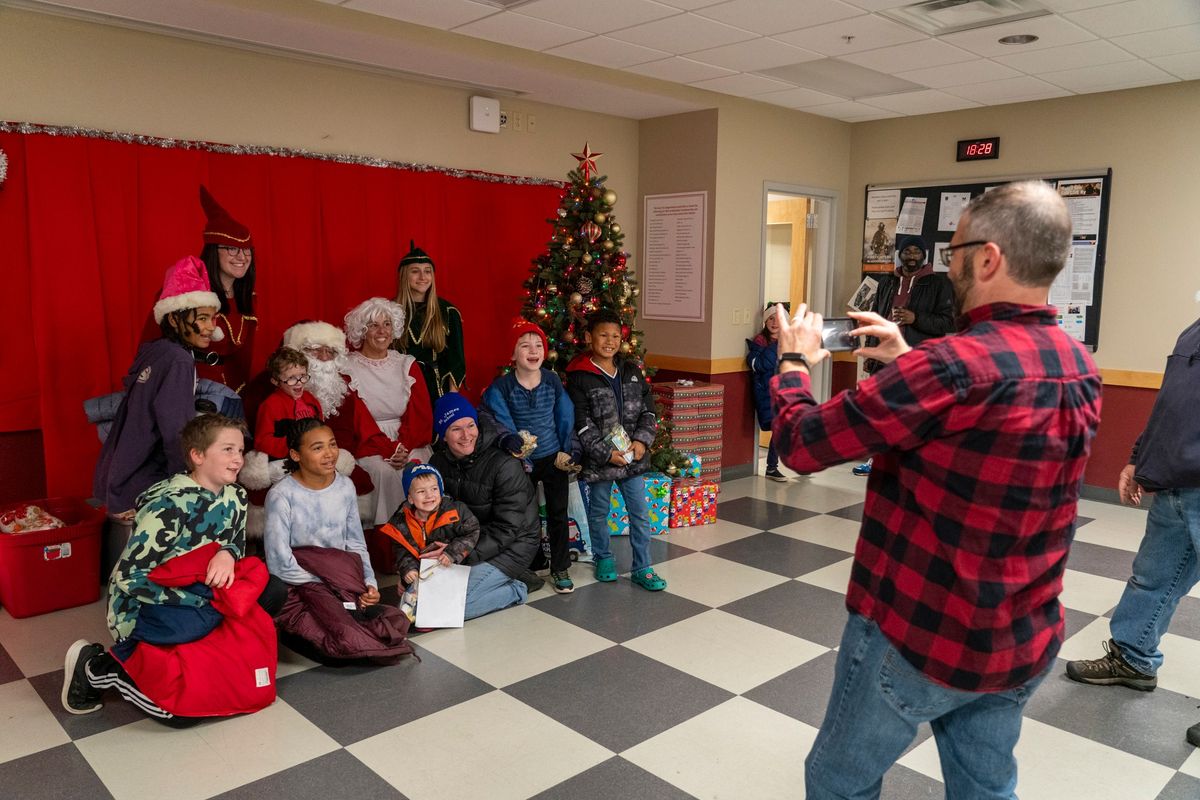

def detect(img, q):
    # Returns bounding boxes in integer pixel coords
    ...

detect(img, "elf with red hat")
[95,256,222,517]
[480,319,581,594]
[140,186,260,394]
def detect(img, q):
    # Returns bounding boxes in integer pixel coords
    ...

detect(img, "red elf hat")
[200,186,253,248]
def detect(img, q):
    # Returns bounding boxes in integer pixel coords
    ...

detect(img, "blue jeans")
[1110,488,1200,675]
[586,475,651,573]
[805,613,1048,800]
[463,562,527,621]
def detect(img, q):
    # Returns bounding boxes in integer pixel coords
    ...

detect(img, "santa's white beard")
[307,356,349,417]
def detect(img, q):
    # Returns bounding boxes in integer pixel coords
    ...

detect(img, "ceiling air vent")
[881,0,1050,36]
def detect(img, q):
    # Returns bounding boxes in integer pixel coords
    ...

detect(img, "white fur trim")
[153,290,221,323]
[282,321,347,353]
[238,450,273,490]
[210,326,225,342]
[246,503,266,541]
[269,459,288,485]
[336,448,357,475]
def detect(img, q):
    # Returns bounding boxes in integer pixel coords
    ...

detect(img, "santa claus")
[240,321,407,529]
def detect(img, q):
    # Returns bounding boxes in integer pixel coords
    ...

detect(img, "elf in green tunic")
[392,241,466,403]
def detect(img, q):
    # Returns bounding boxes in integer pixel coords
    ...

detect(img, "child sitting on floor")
[64,413,284,725]
[382,463,479,589]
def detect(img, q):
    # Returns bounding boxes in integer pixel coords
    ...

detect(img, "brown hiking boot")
[1065,639,1157,691]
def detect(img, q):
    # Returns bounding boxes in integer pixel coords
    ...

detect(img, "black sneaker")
[550,570,575,594]
[1188,721,1200,748]
[62,639,104,715]
[764,468,788,482]
[1065,639,1157,691]
[518,569,545,594]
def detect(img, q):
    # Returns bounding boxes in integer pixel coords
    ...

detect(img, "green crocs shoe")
[594,556,618,582]
[631,568,666,591]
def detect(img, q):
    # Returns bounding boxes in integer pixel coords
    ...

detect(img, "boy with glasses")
[253,347,321,462]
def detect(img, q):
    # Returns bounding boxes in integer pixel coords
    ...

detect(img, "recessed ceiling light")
[998,34,1039,44]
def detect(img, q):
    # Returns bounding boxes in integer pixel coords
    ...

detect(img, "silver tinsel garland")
[0,147,7,186]
[0,121,567,188]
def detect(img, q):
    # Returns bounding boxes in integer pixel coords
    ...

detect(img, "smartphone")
[821,317,860,352]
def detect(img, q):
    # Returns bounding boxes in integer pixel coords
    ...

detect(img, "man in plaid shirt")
[772,182,1102,799]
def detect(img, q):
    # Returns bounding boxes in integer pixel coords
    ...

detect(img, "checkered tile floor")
[4,466,1200,799]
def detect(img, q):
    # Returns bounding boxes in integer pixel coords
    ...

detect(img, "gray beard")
[307,357,349,417]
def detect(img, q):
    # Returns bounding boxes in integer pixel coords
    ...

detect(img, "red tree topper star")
[571,143,603,182]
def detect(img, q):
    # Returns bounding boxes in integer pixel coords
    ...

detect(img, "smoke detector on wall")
[881,0,1050,36]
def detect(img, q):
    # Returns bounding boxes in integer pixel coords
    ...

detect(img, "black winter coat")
[565,354,657,483]
[864,272,956,373]
[429,422,540,580]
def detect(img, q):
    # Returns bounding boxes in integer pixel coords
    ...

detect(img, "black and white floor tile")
[2,465,1198,799]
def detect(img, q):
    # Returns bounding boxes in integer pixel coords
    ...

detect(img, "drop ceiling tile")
[942,75,1073,104]
[1066,0,1200,38]
[858,89,983,113]
[453,12,592,50]
[688,37,823,70]
[1149,50,1200,79]
[694,0,864,36]
[625,55,738,82]
[802,101,903,120]
[343,0,498,28]
[840,0,918,10]
[1036,0,1127,10]
[839,39,977,72]
[655,0,729,8]
[545,35,672,67]
[895,58,1023,88]
[1111,23,1200,58]
[941,15,1097,58]
[607,11,758,51]
[755,86,849,107]
[774,14,926,55]
[515,0,680,34]
[1039,59,1179,91]
[689,72,797,95]
[993,39,1138,73]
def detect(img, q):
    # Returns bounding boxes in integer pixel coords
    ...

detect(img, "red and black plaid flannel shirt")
[771,303,1101,692]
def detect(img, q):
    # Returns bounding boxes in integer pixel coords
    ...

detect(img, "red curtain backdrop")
[0,128,563,499]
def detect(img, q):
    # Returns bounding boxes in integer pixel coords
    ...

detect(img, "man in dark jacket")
[428,393,544,600]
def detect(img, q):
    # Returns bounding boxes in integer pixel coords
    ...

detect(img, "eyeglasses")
[218,246,252,258]
[303,345,338,359]
[279,374,310,387]
[940,240,989,267]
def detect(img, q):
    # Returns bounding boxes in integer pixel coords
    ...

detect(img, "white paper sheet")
[415,559,470,629]
[896,197,927,235]
[933,242,949,273]
[1057,179,1102,237]
[938,192,971,231]
[867,189,901,219]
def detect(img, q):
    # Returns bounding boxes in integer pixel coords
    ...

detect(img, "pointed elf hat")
[153,256,221,323]
[199,185,253,248]
[398,240,434,270]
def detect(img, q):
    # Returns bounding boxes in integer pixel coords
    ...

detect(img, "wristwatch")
[778,352,812,372]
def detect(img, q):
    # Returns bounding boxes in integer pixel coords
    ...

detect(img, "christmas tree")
[519,144,645,372]
[518,144,690,477]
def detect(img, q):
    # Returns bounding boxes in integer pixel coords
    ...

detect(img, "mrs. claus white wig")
[343,297,406,350]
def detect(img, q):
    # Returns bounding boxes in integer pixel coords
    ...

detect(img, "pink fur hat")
[152,255,220,324]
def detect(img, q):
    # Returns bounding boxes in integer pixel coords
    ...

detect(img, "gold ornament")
[666,463,678,475]
[537,307,548,317]
[569,292,583,306]
[594,213,607,224]
[582,252,593,264]
[602,240,615,250]
[611,223,621,234]
[620,342,632,353]
[603,189,618,206]
[547,283,558,293]
[547,350,558,362]
[632,287,640,297]
[629,336,638,347]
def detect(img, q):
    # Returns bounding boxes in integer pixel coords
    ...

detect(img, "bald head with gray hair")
[959,181,1072,288]
[343,297,406,350]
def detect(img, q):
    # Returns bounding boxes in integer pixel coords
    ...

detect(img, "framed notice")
[641,191,707,322]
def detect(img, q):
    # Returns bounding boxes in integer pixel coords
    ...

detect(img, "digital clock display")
[957,137,1000,161]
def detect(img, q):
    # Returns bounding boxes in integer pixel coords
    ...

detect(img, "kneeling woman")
[264,419,411,663]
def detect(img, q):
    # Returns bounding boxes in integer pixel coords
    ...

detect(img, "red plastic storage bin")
[0,498,104,618]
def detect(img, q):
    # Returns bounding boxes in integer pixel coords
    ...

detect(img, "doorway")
[755,183,840,477]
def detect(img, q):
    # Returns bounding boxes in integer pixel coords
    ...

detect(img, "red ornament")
[622,325,631,337]
[580,221,602,243]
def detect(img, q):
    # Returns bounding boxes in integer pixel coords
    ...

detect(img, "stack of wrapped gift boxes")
[654,380,723,528]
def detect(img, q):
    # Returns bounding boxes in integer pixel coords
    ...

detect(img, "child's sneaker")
[764,468,787,482]
[852,459,873,476]
[551,570,575,594]
[594,556,618,582]
[630,568,667,591]
[62,640,104,715]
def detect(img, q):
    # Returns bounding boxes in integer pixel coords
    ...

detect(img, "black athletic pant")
[529,454,571,573]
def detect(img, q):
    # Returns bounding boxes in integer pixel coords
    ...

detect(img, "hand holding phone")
[820,317,860,352]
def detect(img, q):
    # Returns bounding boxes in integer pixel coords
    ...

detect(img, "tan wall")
[637,110,719,359]
[0,8,641,256]
[712,101,851,360]
[847,81,1200,371]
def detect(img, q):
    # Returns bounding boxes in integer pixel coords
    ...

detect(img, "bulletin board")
[860,170,1112,352]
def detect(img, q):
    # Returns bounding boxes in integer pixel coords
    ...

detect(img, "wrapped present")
[679,452,701,479]
[669,478,719,528]
[606,471,671,536]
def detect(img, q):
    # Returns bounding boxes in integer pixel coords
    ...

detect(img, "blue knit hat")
[433,392,478,439]
[402,463,444,497]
